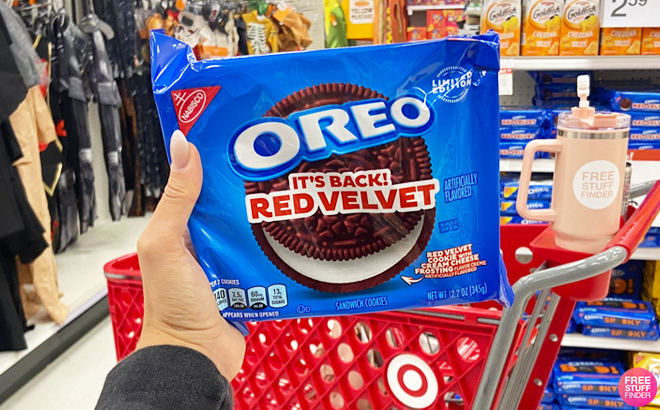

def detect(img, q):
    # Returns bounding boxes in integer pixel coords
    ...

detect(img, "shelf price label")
[499,59,513,96]
[602,0,659,28]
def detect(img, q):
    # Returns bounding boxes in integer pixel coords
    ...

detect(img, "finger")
[149,131,203,238]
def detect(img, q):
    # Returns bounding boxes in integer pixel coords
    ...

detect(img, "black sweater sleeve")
[95,345,233,410]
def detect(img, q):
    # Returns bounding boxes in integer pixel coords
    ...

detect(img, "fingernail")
[170,130,190,170]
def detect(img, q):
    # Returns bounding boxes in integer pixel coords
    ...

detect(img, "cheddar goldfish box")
[521,0,563,56]
[642,28,660,55]
[481,0,521,56]
[150,31,511,322]
[600,27,642,55]
[560,0,599,56]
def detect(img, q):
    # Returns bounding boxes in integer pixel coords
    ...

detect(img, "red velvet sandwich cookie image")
[243,83,438,293]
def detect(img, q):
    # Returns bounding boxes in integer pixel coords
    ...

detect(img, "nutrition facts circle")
[618,368,658,407]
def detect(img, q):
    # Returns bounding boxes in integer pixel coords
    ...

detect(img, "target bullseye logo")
[387,353,439,409]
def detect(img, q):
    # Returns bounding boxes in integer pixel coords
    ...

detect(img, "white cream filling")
[264,215,425,284]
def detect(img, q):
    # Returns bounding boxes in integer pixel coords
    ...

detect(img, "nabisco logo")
[179,90,206,124]
[171,86,221,135]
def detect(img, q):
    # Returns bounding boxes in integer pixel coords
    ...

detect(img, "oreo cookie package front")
[151,31,511,321]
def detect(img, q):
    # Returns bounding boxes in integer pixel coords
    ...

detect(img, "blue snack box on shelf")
[573,299,657,331]
[554,360,624,396]
[608,261,643,300]
[501,180,553,200]
[501,200,551,216]
[559,394,634,410]
[500,127,547,142]
[630,113,660,128]
[582,322,660,341]
[499,105,548,128]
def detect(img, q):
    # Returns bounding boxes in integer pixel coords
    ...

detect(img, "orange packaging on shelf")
[521,0,563,56]
[560,0,600,56]
[427,10,445,29]
[642,28,660,55]
[426,10,447,38]
[481,0,521,56]
[427,27,445,39]
[342,0,376,40]
[407,27,427,41]
[600,27,642,55]
[444,10,463,36]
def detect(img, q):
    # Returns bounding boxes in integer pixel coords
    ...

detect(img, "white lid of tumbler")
[557,75,631,135]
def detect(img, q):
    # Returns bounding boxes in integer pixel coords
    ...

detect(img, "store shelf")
[500,158,555,173]
[562,333,660,352]
[631,247,660,261]
[407,4,465,15]
[501,56,660,71]
[0,216,150,397]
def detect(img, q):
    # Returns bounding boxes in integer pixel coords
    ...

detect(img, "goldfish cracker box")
[600,27,642,55]
[521,0,563,56]
[481,0,521,56]
[560,0,599,56]
[642,28,660,55]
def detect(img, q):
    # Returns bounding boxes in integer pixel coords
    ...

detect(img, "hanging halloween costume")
[89,28,127,220]
[0,13,46,351]
[2,3,69,324]
[10,86,69,325]
[0,121,47,351]
[51,13,98,235]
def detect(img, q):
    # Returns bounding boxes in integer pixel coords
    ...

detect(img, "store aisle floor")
[0,317,116,410]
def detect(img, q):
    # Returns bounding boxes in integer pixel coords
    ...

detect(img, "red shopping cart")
[104,181,660,410]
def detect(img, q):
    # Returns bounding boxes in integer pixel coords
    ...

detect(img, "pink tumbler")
[516,77,631,254]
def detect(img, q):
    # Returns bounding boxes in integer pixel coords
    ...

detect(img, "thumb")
[150,130,203,237]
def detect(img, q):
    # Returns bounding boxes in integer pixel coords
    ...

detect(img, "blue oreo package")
[573,299,657,330]
[536,84,579,101]
[150,31,512,321]
[541,388,555,403]
[559,395,634,410]
[500,216,548,225]
[499,106,548,128]
[566,318,578,333]
[640,227,660,247]
[537,403,558,410]
[630,113,660,128]
[554,360,624,396]
[529,71,593,86]
[601,89,660,112]
[629,142,660,150]
[608,260,643,300]
[630,128,660,141]
[500,142,550,159]
[501,180,553,200]
[501,200,550,216]
[582,322,660,341]
[500,127,546,142]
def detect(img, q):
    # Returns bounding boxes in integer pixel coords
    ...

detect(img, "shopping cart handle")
[607,180,660,260]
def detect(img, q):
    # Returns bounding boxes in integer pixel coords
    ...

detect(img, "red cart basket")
[104,181,660,410]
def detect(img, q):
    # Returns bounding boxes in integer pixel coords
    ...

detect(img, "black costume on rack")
[50,12,97,234]
[0,15,44,351]
[89,27,127,220]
